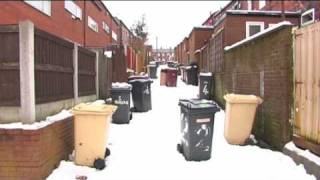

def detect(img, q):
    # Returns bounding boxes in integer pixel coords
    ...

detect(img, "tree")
[131,14,148,42]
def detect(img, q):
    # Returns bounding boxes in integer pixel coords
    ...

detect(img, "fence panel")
[34,28,74,104]
[294,22,320,155]
[78,46,96,96]
[208,30,223,73]
[0,25,20,106]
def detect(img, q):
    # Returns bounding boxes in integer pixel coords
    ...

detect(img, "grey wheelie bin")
[177,99,220,161]
[199,72,213,100]
[111,83,132,124]
[128,78,153,112]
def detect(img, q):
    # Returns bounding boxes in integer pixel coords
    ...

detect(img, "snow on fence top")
[226,9,301,16]
[200,72,212,76]
[0,110,73,130]
[225,21,293,51]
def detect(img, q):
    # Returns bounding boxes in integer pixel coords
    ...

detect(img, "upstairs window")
[88,16,98,32]
[65,0,82,19]
[246,21,265,37]
[301,8,315,26]
[102,21,110,33]
[112,31,117,41]
[24,1,51,16]
[259,0,266,9]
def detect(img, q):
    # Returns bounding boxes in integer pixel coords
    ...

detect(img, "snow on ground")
[47,65,315,180]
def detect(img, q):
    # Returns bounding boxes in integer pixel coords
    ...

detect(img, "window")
[24,1,51,16]
[247,0,252,10]
[259,0,266,9]
[112,31,117,41]
[246,21,265,37]
[65,0,82,19]
[102,22,110,33]
[88,16,98,32]
[301,8,315,26]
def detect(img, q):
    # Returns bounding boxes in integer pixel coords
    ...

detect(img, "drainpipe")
[281,0,285,21]
[83,1,86,47]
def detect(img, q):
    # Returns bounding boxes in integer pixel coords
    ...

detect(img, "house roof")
[226,10,301,16]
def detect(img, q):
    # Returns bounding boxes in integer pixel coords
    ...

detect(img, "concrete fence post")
[95,51,99,99]
[19,20,35,124]
[73,43,79,105]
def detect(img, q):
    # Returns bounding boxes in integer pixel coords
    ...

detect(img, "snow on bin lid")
[72,103,117,115]
[128,78,153,83]
[149,61,156,65]
[185,66,192,69]
[166,67,178,71]
[200,72,212,76]
[112,82,132,90]
[147,64,156,67]
[224,94,263,104]
[179,99,220,111]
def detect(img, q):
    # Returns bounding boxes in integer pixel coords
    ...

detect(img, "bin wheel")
[93,158,106,170]
[129,112,133,120]
[105,148,111,158]
[177,143,183,154]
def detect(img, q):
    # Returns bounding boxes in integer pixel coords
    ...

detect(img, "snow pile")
[225,21,293,51]
[0,110,73,130]
[285,142,320,166]
[47,65,315,180]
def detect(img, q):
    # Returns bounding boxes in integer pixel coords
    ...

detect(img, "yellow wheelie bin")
[224,94,263,145]
[72,103,117,169]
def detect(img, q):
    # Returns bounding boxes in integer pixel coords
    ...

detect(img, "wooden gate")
[293,22,320,155]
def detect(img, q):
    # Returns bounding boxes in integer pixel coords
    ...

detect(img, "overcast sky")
[103,1,230,50]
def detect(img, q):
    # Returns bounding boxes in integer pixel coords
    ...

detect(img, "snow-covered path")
[47,65,315,180]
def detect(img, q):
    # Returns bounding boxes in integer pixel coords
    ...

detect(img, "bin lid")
[147,64,156,67]
[72,103,117,115]
[224,94,263,104]
[112,82,132,91]
[179,99,219,111]
[128,78,153,84]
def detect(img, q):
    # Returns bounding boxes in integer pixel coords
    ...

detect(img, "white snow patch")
[200,72,212,76]
[285,142,320,166]
[194,25,214,29]
[112,82,132,89]
[225,21,293,51]
[0,110,73,130]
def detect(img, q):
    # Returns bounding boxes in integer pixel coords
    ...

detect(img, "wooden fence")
[0,25,20,106]
[78,46,96,96]
[34,28,74,103]
[0,22,98,123]
[293,22,320,156]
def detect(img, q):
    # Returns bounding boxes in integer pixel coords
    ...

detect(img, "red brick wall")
[0,1,112,47]
[188,29,213,64]
[224,14,300,47]
[0,117,74,180]
[84,1,112,48]
[214,26,294,150]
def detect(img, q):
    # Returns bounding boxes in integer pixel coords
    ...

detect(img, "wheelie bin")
[224,94,263,145]
[186,65,198,86]
[199,72,213,100]
[166,68,178,87]
[147,64,157,79]
[111,83,132,124]
[177,99,220,161]
[129,78,153,112]
[72,103,117,169]
[160,69,167,86]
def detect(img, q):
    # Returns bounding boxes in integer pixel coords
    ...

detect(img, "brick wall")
[214,25,294,150]
[0,117,74,180]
